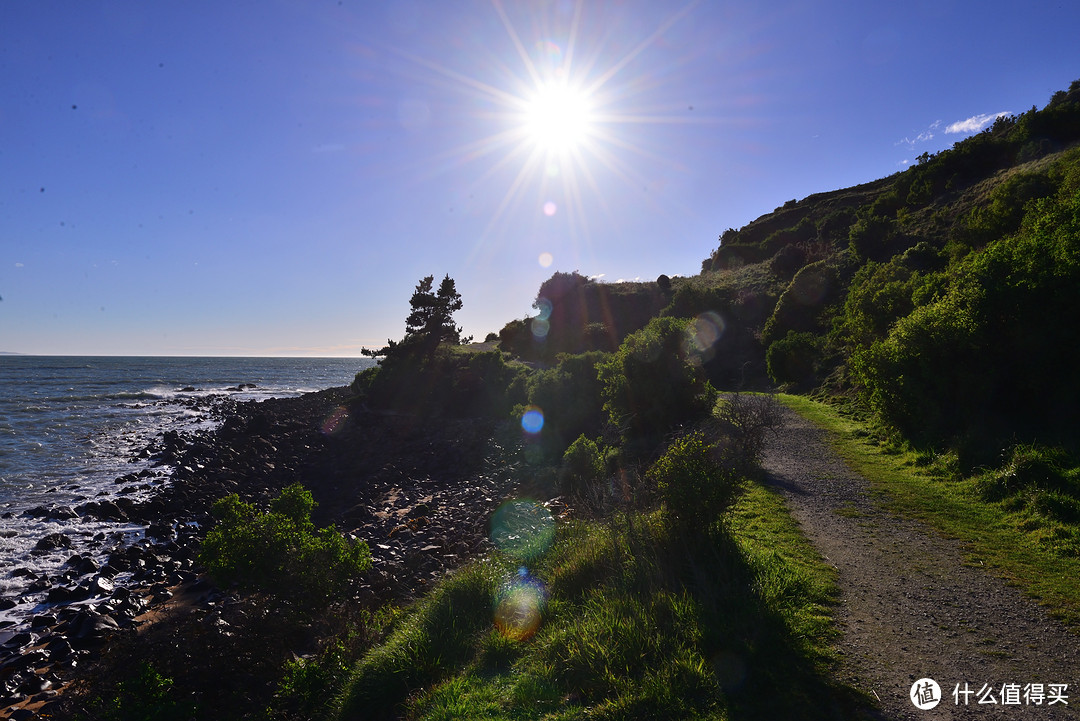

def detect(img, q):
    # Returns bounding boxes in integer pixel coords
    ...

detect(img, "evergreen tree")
[362,274,470,358]
[404,275,439,341]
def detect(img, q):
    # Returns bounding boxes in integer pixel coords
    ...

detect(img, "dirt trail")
[762,404,1078,720]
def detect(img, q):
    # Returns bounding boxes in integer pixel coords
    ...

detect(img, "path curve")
[762,404,1078,720]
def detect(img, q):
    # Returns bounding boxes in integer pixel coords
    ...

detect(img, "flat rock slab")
[762,405,1078,720]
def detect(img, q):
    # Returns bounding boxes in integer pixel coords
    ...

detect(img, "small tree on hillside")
[363,274,471,358]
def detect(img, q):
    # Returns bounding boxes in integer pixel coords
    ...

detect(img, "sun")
[523,82,594,153]
[390,2,704,243]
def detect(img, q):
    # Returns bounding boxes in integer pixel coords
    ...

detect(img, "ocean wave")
[14,391,164,406]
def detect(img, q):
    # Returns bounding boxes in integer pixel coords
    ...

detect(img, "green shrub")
[847,213,895,260]
[560,434,606,498]
[198,484,371,608]
[350,365,380,397]
[840,260,919,347]
[766,331,819,387]
[597,317,718,444]
[850,292,985,449]
[647,432,743,533]
[355,345,526,418]
[95,663,196,721]
[956,171,1056,249]
[761,260,841,347]
[526,351,609,453]
[853,181,1080,455]
[272,639,356,719]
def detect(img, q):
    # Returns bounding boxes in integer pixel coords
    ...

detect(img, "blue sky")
[2,0,1078,356]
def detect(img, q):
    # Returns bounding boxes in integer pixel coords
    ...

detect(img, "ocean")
[0,355,375,623]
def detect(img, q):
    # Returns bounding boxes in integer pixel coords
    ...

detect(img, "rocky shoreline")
[1,386,558,718]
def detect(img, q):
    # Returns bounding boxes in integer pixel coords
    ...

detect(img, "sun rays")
[388,0,708,262]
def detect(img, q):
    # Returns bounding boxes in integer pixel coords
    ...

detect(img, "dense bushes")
[761,260,844,347]
[353,346,526,418]
[524,351,609,452]
[559,434,606,498]
[647,432,743,533]
[954,171,1056,251]
[198,483,371,608]
[597,317,718,443]
[765,331,819,387]
[853,178,1080,458]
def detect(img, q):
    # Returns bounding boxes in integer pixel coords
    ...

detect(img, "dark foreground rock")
[2,386,554,718]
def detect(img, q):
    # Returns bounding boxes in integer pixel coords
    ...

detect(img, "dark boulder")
[89,576,114,597]
[33,533,74,554]
[47,585,90,604]
[64,554,98,576]
[76,499,128,522]
[46,506,78,521]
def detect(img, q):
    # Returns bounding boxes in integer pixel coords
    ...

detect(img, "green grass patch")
[777,393,1080,628]
[334,482,871,720]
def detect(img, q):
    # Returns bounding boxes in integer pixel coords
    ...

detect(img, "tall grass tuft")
[335,561,499,719]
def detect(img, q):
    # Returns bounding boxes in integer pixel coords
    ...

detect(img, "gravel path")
[761,404,1078,720]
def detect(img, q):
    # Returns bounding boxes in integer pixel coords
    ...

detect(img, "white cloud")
[945,111,1010,135]
[897,120,940,148]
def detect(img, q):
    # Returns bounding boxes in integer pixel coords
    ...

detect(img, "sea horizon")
[0,352,369,359]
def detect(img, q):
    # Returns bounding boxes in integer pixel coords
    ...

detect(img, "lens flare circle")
[494,570,548,641]
[489,498,555,560]
[320,406,350,436]
[530,317,550,340]
[534,297,553,320]
[520,405,545,434]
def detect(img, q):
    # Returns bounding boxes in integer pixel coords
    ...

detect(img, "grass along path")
[766,395,1078,719]
[779,394,1080,627]
[334,478,871,719]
